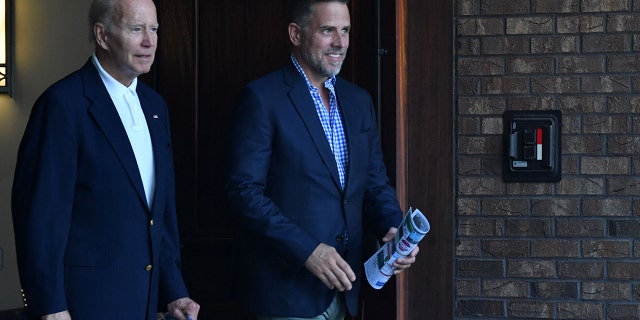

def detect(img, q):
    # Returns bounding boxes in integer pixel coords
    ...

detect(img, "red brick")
[556,219,605,237]
[531,76,580,94]
[583,240,631,258]
[481,0,529,15]
[458,218,504,237]
[531,198,580,216]
[582,0,630,12]
[456,279,480,297]
[481,280,528,297]
[457,18,504,35]
[582,282,631,300]
[531,35,579,53]
[558,261,604,279]
[558,15,605,33]
[458,97,506,115]
[531,240,580,257]
[582,34,631,53]
[507,260,555,277]
[508,301,555,318]
[558,302,604,319]
[580,157,630,175]
[506,17,554,34]
[583,198,632,216]
[532,0,579,13]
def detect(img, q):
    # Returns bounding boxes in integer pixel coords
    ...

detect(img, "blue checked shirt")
[292,55,349,189]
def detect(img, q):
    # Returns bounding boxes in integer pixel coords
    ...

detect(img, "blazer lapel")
[138,88,166,211]
[284,64,342,190]
[334,85,360,194]
[82,61,149,210]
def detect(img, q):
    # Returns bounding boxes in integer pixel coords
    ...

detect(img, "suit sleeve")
[11,91,77,316]
[156,100,190,304]
[361,97,403,238]
[224,85,320,270]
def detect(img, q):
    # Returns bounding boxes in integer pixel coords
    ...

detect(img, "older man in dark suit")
[11,0,199,319]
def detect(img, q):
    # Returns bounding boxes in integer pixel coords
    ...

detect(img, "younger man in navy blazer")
[225,0,419,318]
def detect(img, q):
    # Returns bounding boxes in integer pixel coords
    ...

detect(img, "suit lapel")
[138,87,166,211]
[82,61,149,210]
[285,64,342,190]
[335,85,360,194]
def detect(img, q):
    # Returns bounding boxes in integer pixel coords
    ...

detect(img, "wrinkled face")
[291,2,351,86]
[96,0,158,86]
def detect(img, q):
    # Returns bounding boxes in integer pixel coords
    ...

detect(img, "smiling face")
[94,0,158,86]
[289,1,351,88]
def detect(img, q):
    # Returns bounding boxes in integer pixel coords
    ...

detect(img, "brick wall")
[455,0,640,319]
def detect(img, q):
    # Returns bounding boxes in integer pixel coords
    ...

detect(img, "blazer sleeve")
[157,103,190,304]
[12,90,77,316]
[361,96,403,238]
[224,85,320,270]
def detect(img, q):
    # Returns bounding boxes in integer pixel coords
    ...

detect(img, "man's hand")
[41,311,71,320]
[382,227,420,274]
[167,297,200,320]
[305,243,356,291]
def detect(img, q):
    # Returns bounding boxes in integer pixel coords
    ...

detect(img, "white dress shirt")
[92,54,156,208]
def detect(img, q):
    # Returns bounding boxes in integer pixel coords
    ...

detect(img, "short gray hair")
[88,0,118,42]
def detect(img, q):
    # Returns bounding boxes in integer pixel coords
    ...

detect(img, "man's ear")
[288,22,302,46]
[94,23,109,50]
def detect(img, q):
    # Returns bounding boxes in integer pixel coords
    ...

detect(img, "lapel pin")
[153,115,159,119]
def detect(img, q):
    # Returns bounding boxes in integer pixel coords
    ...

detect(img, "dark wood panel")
[349,1,399,319]
[195,0,291,235]
[152,0,197,238]
[398,0,455,319]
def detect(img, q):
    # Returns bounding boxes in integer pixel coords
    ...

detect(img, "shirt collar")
[92,53,138,100]
[291,54,337,90]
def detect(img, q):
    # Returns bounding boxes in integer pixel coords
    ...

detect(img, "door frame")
[395,0,454,319]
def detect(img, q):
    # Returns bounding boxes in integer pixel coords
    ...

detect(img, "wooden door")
[149,0,396,319]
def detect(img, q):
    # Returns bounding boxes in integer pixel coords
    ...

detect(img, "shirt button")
[145,265,153,271]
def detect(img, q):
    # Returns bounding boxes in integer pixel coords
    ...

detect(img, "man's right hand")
[42,311,71,320]
[305,243,356,291]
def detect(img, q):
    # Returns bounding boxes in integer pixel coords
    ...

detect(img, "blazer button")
[145,264,153,271]
[336,234,344,242]
[149,219,154,226]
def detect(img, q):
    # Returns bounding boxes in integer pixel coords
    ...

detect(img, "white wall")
[0,0,92,310]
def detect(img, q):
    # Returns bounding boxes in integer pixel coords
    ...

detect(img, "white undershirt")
[92,54,156,208]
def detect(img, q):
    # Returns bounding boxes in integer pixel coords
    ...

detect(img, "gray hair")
[88,0,118,42]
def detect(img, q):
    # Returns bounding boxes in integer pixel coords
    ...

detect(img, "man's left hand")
[381,227,420,274]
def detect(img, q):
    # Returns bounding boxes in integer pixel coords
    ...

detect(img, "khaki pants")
[257,294,346,320]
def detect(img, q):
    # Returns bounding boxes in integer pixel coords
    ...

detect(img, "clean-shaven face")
[297,2,351,84]
[102,0,158,85]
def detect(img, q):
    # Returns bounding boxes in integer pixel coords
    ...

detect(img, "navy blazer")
[225,61,403,317]
[12,59,188,319]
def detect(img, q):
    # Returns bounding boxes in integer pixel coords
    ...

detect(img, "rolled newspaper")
[364,207,430,289]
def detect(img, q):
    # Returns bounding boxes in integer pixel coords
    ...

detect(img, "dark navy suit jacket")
[12,59,188,320]
[225,61,403,317]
